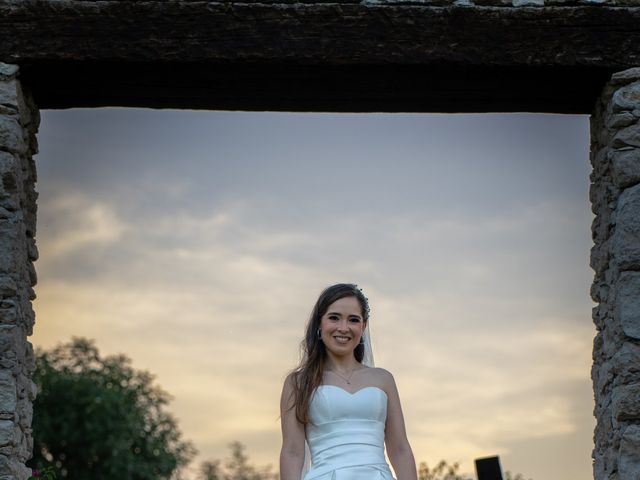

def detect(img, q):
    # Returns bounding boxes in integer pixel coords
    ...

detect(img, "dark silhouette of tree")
[504,472,533,480]
[30,337,197,480]
[419,460,472,480]
[418,460,532,480]
[199,441,277,480]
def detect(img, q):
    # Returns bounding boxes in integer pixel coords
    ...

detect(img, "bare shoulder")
[368,366,394,380]
[365,367,396,391]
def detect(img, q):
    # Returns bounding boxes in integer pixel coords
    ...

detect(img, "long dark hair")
[289,283,370,424]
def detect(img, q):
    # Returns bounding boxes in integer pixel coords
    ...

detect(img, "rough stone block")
[0,229,19,275]
[26,265,35,289]
[15,376,31,402]
[1,171,17,195]
[0,325,19,371]
[0,372,15,415]
[25,240,36,263]
[592,300,608,329]
[0,354,16,371]
[593,328,604,360]
[14,84,31,132]
[613,122,640,149]
[0,421,12,448]
[589,181,618,216]
[16,435,29,465]
[512,0,543,5]
[24,428,32,462]
[0,82,17,114]
[0,455,10,475]
[0,308,16,327]
[590,243,610,279]
[0,152,19,213]
[611,68,640,86]
[0,151,16,171]
[0,279,16,299]
[16,399,31,430]
[615,271,640,339]
[0,198,19,215]
[593,403,613,448]
[608,112,637,129]
[619,425,640,479]
[612,184,640,269]
[613,342,640,384]
[593,359,614,394]
[22,343,34,379]
[0,118,25,156]
[0,328,13,353]
[0,65,18,82]
[611,148,640,188]
[612,81,640,112]
[22,87,39,133]
[18,303,33,335]
[612,383,640,421]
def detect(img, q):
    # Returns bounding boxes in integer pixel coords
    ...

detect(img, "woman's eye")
[328,315,338,320]
[349,318,361,323]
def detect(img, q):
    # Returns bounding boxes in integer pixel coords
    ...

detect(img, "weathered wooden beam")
[1,1,638,111]
[2,1,640,66]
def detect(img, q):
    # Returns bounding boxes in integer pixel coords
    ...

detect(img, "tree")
[418,460,532,480]
[199,441,277,480]
[504,472,533,480]
[418,460,473,480]
[30,337,197,480]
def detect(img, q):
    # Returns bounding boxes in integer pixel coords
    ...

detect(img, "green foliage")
[418,460,532,480]
[30,337,197,480]
[418,460,473,480]
[28,466,57,480]
[504,471,533,480]
[199,441,277,480]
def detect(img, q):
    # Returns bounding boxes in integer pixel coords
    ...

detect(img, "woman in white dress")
[279,283,418,480]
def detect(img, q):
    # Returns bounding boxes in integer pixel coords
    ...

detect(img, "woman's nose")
[337,319,349,330]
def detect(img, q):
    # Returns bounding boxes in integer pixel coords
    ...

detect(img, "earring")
[359,336,365,345]
[317,328,322,339]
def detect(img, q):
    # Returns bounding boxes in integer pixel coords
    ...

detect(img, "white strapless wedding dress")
[303,385,396,480]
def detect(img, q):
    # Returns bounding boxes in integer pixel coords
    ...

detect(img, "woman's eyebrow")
[327,311,362,319]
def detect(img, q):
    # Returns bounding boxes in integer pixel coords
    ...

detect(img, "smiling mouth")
[333,336,351,343]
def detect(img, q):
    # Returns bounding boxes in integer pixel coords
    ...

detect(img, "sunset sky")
[30,109,595,480]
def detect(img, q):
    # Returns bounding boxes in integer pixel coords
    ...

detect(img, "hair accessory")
[353,283,371,319]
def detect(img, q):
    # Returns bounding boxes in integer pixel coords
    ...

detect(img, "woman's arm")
[382,369,418,480]
[280,373,306,480]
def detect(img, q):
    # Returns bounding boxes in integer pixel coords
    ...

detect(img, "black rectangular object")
[475,456,503,480]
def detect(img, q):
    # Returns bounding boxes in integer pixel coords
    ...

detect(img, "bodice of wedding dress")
[303,385,395,480]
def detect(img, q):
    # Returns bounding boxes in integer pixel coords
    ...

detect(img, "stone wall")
[0,63,39,480]
[0,56,637,480]
[591,68,640,480]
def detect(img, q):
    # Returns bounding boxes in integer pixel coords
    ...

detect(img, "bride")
[279,283,418,480]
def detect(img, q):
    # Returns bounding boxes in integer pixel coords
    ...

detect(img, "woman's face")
[319,296,367,358]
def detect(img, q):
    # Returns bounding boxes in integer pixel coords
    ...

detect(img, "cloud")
[31,110,593,480]
[37,192,128,258]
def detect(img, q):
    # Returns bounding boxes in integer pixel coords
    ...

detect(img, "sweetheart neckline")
[318,384,388,398]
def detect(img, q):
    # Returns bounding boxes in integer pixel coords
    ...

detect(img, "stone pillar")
[0,63,39,480]
[590,67,640,480]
